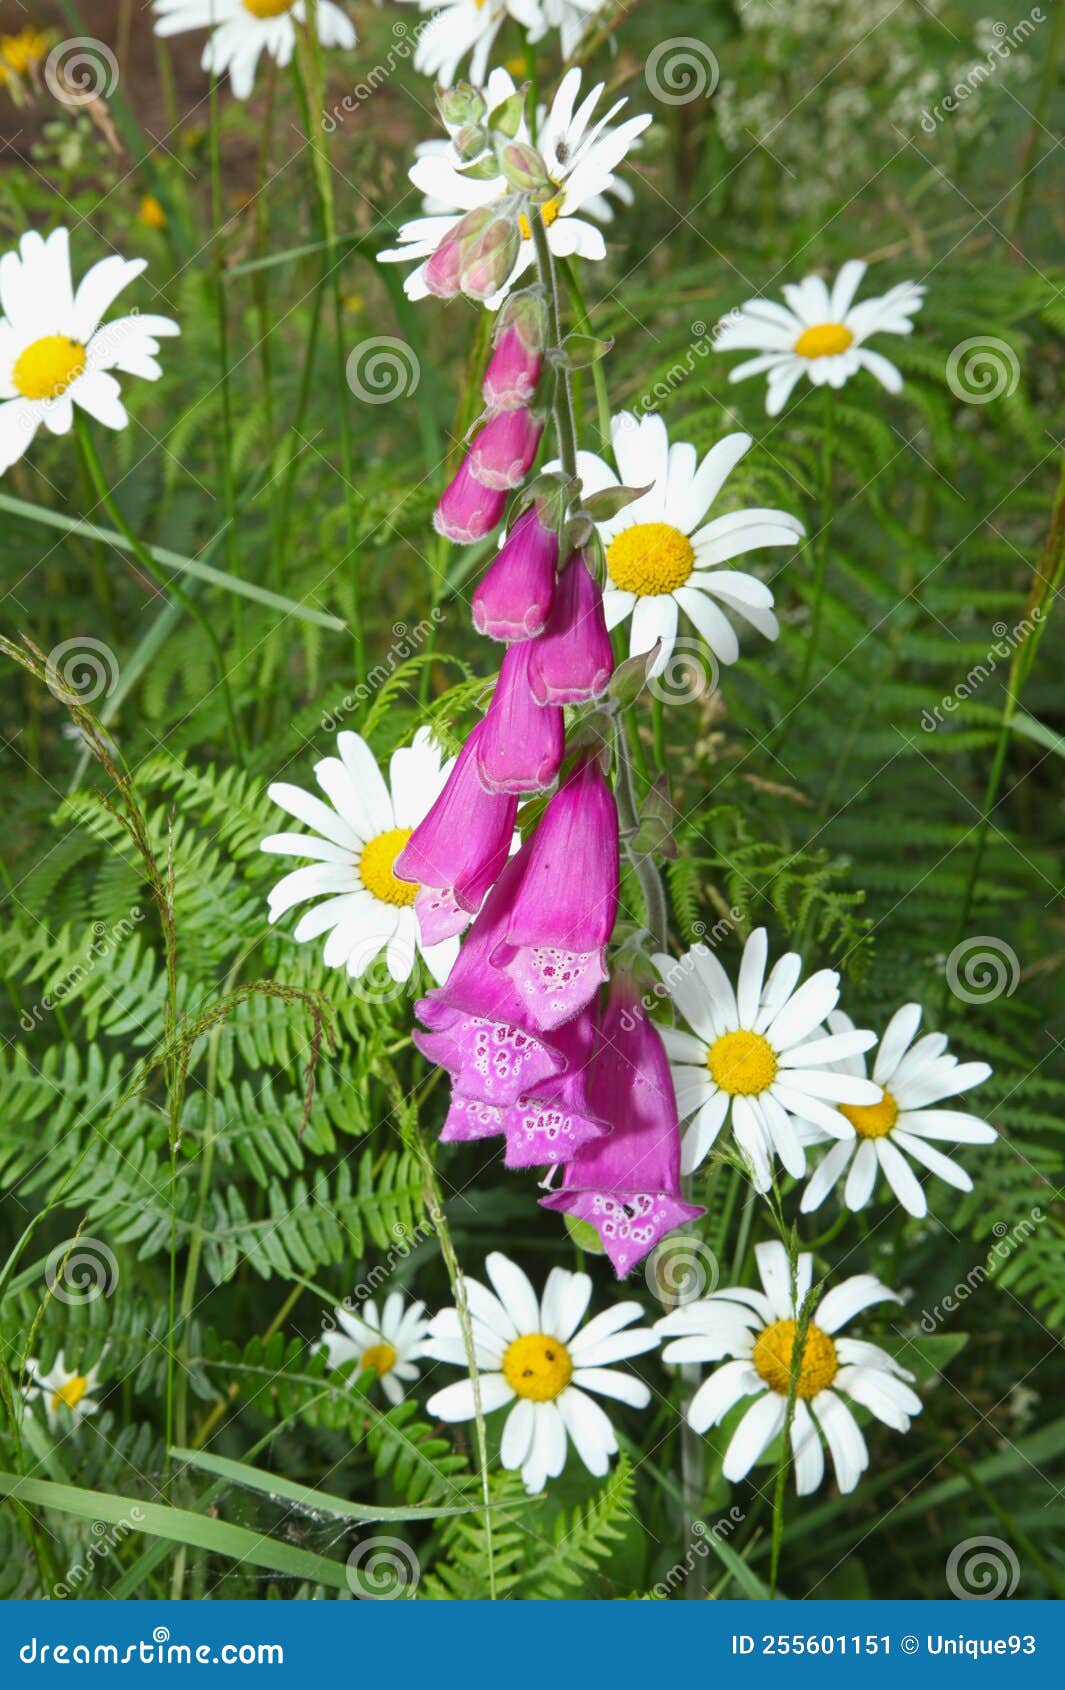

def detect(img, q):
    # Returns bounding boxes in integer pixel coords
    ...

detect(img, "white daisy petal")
[688,1360,762,1432]
[811,1389,868,1493]
[723,1391,786,1482]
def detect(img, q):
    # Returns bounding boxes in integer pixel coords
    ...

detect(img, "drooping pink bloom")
[434,458,507,544]
[472,507,559,642]
[468,407,544,490]
[483,324,543,410]
[476,641,564,795]
[541,974,705,1276]
[440,1011,607,1168]
[492,757,619,1029]
[528,552,613,704]
[415,856,565,1105]
[394,722,517,945]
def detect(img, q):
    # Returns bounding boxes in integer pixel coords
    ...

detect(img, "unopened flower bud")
[460,213,520,301]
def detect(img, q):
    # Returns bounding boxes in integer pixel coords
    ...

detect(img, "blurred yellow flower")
[0,26,52,88]
[139,194,167,230]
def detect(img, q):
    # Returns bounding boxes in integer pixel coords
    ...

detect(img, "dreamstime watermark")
[53,1509,145,1599]
[45,1236,119,1306]
[346,336,420,404]
[622,313,741,420]
[19,1629,283,1666]
[918,12,1044,133]
[322,18,429,130]
[320,612,442,730]
[647,637,720,706]
[944,935,1019,1004]
[19,908,145,1031]
[920,610,1042,732]
[946,336,1021,403]
[645,38,720,105]
[645,1235,719,1303]
[319,1218,435,1338]
[45,637,120,705]
[918,1210,1044,1333]
[946,1535,1020,1599]
[44,36,118,107]
[346,1535,420,1598]
[648,1512,745,1598]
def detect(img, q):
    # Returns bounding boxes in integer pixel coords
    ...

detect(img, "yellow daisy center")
[360,1341,398,1378]
[708,1028,778,1097]
[502,1333,573,1402]
[518,196,561,242]
[606,522,694,597]
[839,1086,898,1140]
[753,1319,838,1399]
[51,1374,89,1412]
[12,335,87,401]
[358,827,417,907]
[242,0,294,16]
[793,322,854,360]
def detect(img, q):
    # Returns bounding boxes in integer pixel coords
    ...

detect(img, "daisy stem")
[613,714,669,950]
[74,420,245,765]
[793,384,834,710]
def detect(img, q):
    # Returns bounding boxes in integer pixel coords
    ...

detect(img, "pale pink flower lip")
[483,323,543,410]
[472,507,559,641]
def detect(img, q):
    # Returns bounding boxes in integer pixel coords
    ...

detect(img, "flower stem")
[75,420,244,764]
[793,384,834,709]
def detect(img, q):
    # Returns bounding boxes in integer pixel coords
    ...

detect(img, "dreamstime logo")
[917,11,1045,133]
[346,1536,420,1599]
[45,1237,118,1306]
[647,638,719,705]
[945,337,1020,404]
[348,942,413,1006]
[54,1508,145,1598]
[44,37,118,107]
[45,638,119,705]
[645,1236,719,1304]
[945,935,1019,1004]
[645,38,720,105]
[918,1209,1043,1331]
[946,1536,1020,1599]
[346,337,420,404]
[320,611,443,731]
[920,609,1042,732]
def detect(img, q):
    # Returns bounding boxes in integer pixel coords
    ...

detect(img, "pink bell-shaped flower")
[394,722,517,945]
[476,641,564,795]
[468,407,544,490]
[434,458,507,544]
[492,756,618,1029]
[541,974,705,1276]
[528,552,613,704]
[483,324,543,411]
[472,507,559,642]
[440,1011,607,1168]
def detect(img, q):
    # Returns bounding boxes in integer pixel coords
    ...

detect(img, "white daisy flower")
[379,66,650,308]
[556,412,804,677]
[800,1005,995,1220]
[397,0,545,87]
[319,1291,431,1407]
[715,260,925,416]
[653,928,881,1190]
[24,1352,104,1431]
[152,0,356,101]
[425,1251,657,1494]
[0,228,178,477]
[540,0,605,56]
[261,726,460,986]
[657,1241,921,1495]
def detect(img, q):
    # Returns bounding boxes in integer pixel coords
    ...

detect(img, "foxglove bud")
[460,213,520,301]
[483,325,543,410]
[468,406,544,490]
[434,458,507,543]
[477,640,564,794]
[424,205,492,299]
[473,507,559,641]
[528,552,613,703]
